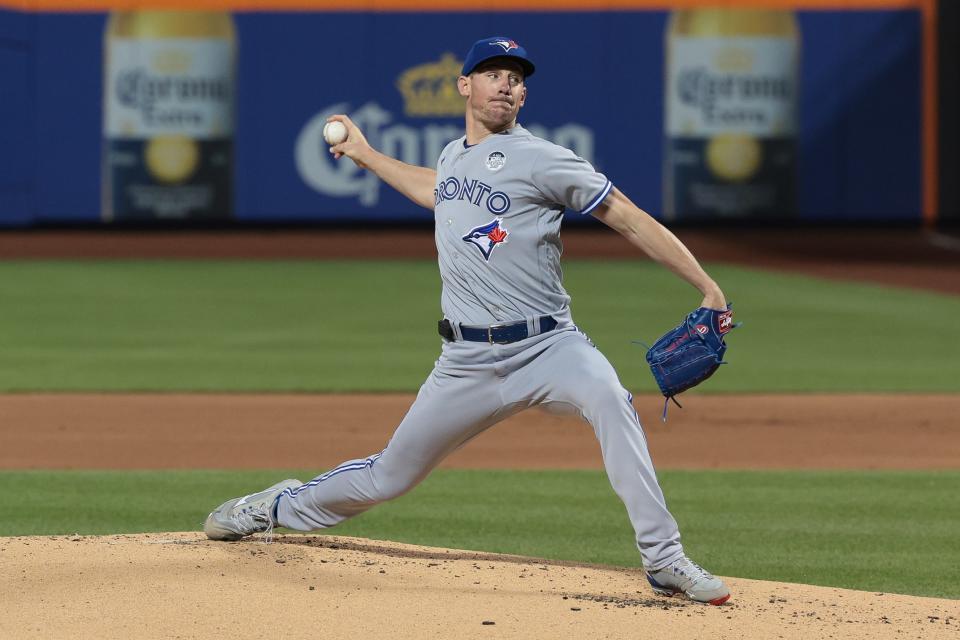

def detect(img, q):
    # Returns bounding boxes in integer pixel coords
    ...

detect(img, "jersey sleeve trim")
[577,180,613,215]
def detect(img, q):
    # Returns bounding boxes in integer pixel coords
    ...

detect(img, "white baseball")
[323,121,348,145]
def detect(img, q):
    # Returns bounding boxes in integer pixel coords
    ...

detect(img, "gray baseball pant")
[275,327,685,570]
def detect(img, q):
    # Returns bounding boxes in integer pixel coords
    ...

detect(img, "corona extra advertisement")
[102,11,235,221]
[664,9,800,220]
[0,1,934,225]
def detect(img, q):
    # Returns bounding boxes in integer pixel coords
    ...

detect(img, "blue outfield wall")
[0,9,922,225]
[0,9,35,225]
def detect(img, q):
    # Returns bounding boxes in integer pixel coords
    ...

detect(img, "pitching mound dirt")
[1,533,956,640]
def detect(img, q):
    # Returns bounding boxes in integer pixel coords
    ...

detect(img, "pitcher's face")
[459,60,527,131]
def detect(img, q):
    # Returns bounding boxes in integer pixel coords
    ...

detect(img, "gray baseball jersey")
[433,124,611,326]
[276,125,686,572]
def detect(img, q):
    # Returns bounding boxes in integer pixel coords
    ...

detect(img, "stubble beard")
[475,100,517,132]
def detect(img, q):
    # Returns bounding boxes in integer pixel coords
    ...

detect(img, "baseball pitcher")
[204,36,732,606]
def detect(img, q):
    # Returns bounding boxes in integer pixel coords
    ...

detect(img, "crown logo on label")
[152,49,192,74]
[396,53,464,118]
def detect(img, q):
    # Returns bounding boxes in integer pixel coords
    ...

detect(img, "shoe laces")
[673,557,714,582]
[230,505,275,543]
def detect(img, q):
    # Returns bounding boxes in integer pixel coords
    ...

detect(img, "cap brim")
[466,55,535,78]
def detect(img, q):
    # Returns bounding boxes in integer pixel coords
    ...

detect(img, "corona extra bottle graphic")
[102,11,235,221]
[664,9,799,220]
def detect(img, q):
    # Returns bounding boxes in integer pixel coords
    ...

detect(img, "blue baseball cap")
[461,36,536,78]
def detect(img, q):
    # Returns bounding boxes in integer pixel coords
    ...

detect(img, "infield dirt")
[1,392,959,470]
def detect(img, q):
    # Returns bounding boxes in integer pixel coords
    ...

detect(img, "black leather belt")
[438,316,558,344]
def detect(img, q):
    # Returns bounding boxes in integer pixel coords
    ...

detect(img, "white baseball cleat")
[204,479,302,541]
[646,556,731,605]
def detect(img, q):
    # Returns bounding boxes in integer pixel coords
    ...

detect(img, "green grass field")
[0,259,958,391]
[2,469,957,599]
[1,259,958,600]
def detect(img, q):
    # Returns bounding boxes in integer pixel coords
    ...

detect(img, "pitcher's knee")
[569,376,629,410]
[370,466,428,503]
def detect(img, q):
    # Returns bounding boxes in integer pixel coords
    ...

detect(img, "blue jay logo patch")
[462,218,509,261]
[491,39,520,53]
